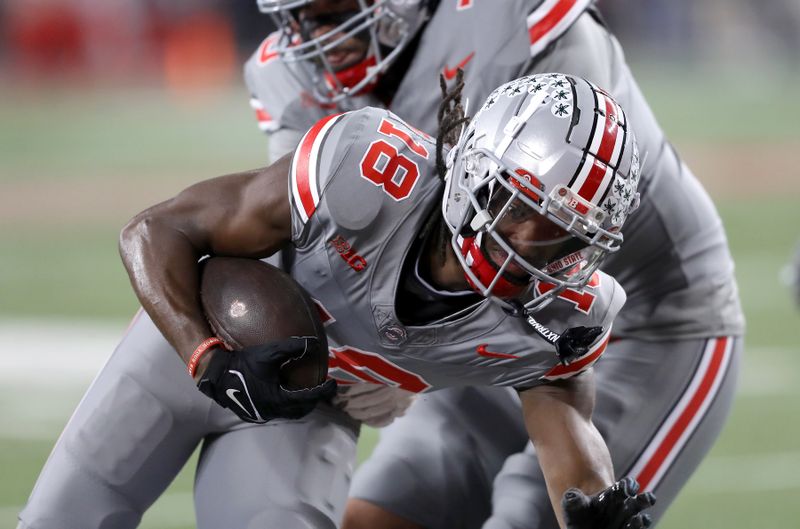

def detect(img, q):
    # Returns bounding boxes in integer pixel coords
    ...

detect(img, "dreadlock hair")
[435,68,471,181]
[418,68,472,263]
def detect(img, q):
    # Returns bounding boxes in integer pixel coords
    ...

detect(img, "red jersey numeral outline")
[359,140,421,201]
[328,346,432,393]
[359,117,430,201]
[377,118,430,159]
[536,272,600,314]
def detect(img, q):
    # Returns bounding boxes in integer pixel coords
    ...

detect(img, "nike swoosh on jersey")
[476,343,519,359]
[442,52,475,81]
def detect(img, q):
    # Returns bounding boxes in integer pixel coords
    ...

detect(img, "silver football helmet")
[256,0,432,104]
[442,74,641,313]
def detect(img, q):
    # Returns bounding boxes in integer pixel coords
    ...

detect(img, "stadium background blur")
[1,1,798,527]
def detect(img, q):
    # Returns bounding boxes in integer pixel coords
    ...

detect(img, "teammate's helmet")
[256,0,431,104]
[442,74,641,313]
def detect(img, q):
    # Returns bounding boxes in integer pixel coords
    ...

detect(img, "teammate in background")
[19,74,655,529]
[783,240,800,308]
[244,1,745,528]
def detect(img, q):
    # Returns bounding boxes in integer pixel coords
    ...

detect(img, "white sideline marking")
[0,319,796,395]
[0,319,126,441]
[0,318,125,383]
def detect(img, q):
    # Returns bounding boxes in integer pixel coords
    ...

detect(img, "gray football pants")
[17,310,360,529]
[349,335,741,529]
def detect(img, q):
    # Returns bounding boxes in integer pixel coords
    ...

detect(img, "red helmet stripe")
[570,90,624,203]
[572,158,613,204]
[595,93,625,167]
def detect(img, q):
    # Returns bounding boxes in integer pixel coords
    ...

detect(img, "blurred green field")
[1,68,799,528]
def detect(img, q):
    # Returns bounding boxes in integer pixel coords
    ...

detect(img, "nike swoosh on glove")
[198,336,337,423]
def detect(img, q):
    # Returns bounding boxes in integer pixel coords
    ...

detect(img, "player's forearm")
[119,160,295,371]
[519,374,614,528]
[119,202,216,364]
[536,419,614,528]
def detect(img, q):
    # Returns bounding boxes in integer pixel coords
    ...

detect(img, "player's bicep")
[520,372,595,436]
[167,156,294,258]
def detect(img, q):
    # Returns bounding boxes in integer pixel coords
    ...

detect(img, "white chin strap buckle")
[470,209,492,231]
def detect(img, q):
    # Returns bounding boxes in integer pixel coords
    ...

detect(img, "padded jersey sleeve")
[522,0,594,61]
[525,9,615,91]
[536,272,627,382]
[287,107,438,249]
[243,32,308,158]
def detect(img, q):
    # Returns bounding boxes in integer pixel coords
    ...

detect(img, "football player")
[17,75,656,529]
[243,1,745,528]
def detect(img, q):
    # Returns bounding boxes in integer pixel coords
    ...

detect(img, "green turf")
[3,71,799,528]
[634,66,800,142]
[0,226,139,318]
[0,88,268,181]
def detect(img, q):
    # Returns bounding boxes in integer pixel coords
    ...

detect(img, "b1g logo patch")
[329,235,368,272]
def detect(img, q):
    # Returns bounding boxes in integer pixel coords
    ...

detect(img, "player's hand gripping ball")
[197,257,336,423]
[562,477,656,529]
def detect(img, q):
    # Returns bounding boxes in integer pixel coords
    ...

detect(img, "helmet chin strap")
[502,299,603,366]
[459,234,527,299]
[323,54,379,92]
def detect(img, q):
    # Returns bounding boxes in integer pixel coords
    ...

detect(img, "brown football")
[199,256,328,390]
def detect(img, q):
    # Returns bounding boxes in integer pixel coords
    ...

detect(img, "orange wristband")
[188,337,223,378]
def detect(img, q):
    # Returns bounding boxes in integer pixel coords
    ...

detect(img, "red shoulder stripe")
[526,0,590,58]
[290,113,343,223]
[541,329,610,380]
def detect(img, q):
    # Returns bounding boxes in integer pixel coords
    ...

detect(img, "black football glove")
[562,477,656,529]
[197,336,337,423]
[555,325,605,365]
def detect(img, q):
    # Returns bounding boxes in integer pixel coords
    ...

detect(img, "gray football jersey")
[243,31,305,135]
[245,0,744,340]
[244,0,591,157]
[285,107,625,392]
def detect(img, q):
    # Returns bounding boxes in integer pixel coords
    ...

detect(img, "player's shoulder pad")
[289,107,436,229]
[442,0,592,60]
[522,0,593,59]
[535,270,625,381]
[243,31,304,133]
